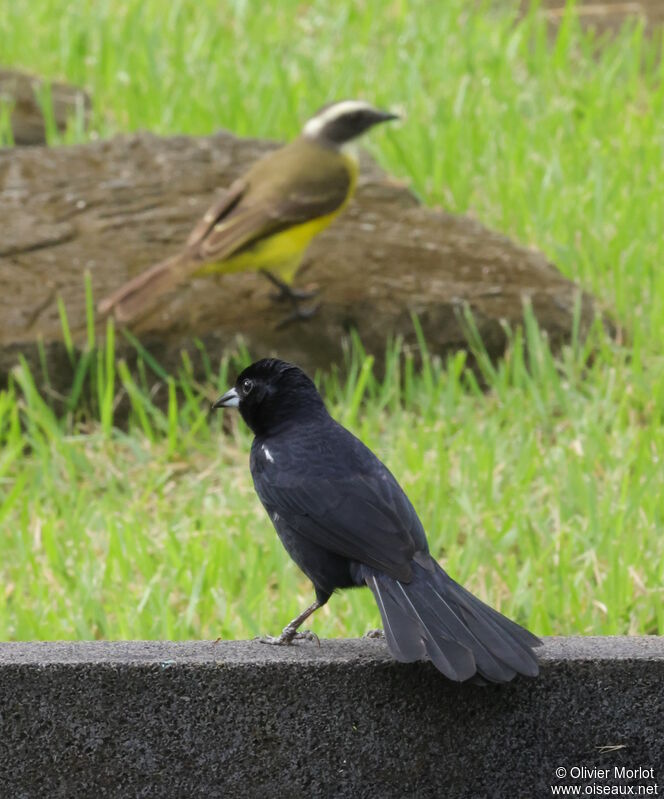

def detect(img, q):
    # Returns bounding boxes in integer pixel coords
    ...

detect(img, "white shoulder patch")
[262,445,275,463]
[302,100,374,138]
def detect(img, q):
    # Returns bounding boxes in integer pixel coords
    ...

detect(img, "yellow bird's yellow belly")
[207,210,341,284]
[198,152,358,285]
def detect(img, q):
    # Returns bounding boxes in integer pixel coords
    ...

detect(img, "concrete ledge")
[1,637,662,798]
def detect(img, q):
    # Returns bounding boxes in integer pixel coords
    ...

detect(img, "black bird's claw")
[292,629,320,646]
[255,634,285,645]
[363,629,385,639]
[275,302,321,329]
[255,628,320,647]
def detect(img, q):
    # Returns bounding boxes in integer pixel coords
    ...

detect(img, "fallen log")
[0,131,606,395]
[0,68,91,146]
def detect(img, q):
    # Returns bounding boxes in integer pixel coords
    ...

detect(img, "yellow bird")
[98,101,399,325]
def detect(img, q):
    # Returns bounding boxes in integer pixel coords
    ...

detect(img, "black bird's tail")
[362,558,541,683]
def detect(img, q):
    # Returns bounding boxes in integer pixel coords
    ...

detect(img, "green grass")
[1,0,663,640]
[2,320,664,640]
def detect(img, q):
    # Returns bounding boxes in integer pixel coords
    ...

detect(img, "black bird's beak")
[212,387,240,409]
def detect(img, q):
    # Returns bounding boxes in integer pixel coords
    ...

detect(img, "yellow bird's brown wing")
[98,139,351,323]
[97,178,247,322]
[185,177,247,248]
[191,140,352,262]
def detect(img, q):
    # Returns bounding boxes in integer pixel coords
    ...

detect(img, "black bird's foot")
[363,629,385,639]
[275,302,321,329]
[292,629,320,646]
[256,628,320,647]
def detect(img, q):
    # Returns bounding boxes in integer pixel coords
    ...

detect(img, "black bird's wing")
[252,431,428,583]
[252,419,541,684]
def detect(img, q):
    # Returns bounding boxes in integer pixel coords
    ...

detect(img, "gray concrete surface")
[0,637,662,798]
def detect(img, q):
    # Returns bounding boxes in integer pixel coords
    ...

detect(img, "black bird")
[214,358,541,682]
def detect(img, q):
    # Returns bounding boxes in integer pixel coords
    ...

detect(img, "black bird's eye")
[241,378,254,395]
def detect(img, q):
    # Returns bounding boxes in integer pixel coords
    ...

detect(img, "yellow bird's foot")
[260,269,320,327]
[271,285,319,303]
[260,269,319,303]
[275,301,321,329]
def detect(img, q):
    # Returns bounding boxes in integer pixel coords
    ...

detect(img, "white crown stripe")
[302,101,376,138]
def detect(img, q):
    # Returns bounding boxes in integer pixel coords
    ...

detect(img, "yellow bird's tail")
[98,252,199,324]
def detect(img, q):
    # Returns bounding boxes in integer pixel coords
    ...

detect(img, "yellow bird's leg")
[260,257,321,327]
[260,269,319,302]
[263,271,321,328]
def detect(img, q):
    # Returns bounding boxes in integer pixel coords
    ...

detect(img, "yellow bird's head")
[302,100,399,147]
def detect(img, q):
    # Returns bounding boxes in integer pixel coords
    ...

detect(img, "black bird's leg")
[257,599,323,646]
[260,270,321,328]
